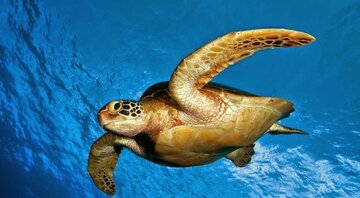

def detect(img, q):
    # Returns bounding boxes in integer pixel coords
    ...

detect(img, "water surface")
[0,0,359,197]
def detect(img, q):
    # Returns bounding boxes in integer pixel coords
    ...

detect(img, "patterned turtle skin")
[88,29,315,195]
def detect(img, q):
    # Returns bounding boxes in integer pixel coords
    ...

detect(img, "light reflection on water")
[0,0,359,197]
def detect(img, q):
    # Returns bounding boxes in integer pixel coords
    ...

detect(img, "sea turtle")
[88,29,315,195]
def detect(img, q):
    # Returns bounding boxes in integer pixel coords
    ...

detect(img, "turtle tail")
[268,123,309,135]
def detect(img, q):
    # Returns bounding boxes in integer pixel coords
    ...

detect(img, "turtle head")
[98,100,146,137]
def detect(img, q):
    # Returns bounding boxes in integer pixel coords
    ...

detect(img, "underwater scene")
[0,0,359,197]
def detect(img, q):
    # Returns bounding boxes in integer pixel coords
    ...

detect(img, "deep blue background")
[0,0,359,197]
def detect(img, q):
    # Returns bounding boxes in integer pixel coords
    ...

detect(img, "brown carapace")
[88,28,315,195]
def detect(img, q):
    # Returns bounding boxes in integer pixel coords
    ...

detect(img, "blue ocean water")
[0,0,359,197]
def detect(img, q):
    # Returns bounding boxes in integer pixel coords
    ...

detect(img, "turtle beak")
[98,106,110,128]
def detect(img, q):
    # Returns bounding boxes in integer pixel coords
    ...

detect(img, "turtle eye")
[114,102,120,110]
[108,101,122,113]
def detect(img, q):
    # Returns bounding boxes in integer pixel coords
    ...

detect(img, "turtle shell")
[140,81,256,100]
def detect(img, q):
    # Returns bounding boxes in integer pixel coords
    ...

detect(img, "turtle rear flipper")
[226,144,255,167]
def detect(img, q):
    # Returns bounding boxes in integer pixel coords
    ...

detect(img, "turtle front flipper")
[169,29,315,121]
[226,144,255,167]
[88,133,146,195]
[88,133,122,195]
